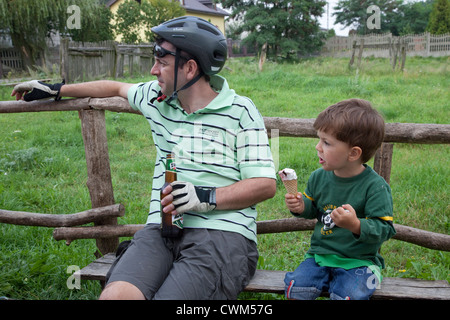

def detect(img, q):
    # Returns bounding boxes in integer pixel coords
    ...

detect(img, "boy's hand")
[330,204,361,235]
[285,192,304,215]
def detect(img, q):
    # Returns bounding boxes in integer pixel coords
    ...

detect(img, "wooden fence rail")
[0,97,449,255]
[1,98,449,144]
[0,204,124,228]
[52,218,450,252]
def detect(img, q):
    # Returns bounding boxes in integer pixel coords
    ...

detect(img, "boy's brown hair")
[314,99,385,163]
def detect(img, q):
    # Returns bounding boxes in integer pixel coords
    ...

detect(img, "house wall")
[109,1,226,43]
[184,12,225,35]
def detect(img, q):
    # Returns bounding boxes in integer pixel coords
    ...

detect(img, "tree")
[114,0,144,44]
[0,0,109,68]
[397,0,433,35]
[427,0,450,34]
[219,0,326,59]
[114,0,186,44]
[70,3,114,42]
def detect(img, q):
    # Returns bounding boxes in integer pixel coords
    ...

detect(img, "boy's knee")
[99,281,145,300]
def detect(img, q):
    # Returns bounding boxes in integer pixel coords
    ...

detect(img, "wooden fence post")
[400,39,406,72]
[79,109,118,256]
[357,38,364,68]
[392,39,400,70]
[388,37,393,66]
[113,42,119,79]
[349,40,357,68]
[115,45,123,79]
[60,38,69,83]
[0,55,3,79]
[373,142,394,184]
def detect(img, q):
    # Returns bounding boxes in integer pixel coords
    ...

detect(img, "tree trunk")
[10,32,35,70]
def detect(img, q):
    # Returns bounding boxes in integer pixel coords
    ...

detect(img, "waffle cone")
[282,179,298,195]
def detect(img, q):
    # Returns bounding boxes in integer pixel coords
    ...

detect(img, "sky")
[318,0,352,36]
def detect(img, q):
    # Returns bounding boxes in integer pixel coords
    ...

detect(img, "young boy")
[283,99,396,300]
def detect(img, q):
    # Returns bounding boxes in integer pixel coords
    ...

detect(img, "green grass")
[0,56,449,300]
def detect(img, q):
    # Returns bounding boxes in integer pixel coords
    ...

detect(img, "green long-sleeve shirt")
[295,165,396,269]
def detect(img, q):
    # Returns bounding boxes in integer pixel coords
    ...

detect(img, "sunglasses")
[153,44,195,62]
[153,44,177,58]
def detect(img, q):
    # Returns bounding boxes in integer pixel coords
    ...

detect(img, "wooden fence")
[323,32,450,58]
[0,97,449,256]
[61,39,154,83]
[2,33,448,80]
[1,40,154,80]
[227,38,257,58]
[0,48,23,76]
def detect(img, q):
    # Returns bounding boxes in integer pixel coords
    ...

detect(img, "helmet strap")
[166,48,204,104]
[172,48,180,100]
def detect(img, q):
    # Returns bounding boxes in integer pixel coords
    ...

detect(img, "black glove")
[13,80,65,101]
[170,181,217,214]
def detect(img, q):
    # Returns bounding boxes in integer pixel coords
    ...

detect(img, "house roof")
[183,0,228,17]
[106,0,229,17]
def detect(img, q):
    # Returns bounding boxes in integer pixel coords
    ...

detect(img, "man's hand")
[161,181,216,215]
[11,80,65,101]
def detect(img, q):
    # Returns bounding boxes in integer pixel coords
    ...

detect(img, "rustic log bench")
[73,218,450,300]
[77,243,450,300]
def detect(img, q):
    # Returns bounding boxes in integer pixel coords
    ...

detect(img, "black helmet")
[151,16,227,75]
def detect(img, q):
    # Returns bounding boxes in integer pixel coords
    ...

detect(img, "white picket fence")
[322,32,450,58]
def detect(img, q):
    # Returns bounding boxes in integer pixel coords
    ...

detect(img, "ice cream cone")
[282,179,298,195]
[278,168,298,195]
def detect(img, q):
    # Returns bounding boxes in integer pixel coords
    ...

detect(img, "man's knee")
[99,281,145,300]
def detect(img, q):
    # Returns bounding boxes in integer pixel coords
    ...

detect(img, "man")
[12,16,276,300]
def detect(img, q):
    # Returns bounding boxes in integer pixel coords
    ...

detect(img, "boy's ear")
[348,146,362,162]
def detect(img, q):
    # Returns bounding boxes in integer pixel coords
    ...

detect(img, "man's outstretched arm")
[12,80,133,101]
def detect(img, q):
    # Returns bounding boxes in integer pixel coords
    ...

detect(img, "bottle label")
[167,155,181,229]
[167,157,176,172]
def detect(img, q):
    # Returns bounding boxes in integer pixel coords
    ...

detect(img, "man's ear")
[348,146,362,162]
[184,59,200,80]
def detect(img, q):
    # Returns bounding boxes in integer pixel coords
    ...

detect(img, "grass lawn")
[0,56,448,300]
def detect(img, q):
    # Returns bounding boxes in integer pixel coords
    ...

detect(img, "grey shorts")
[106,224,258,300]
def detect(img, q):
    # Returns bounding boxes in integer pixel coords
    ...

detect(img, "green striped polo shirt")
[127,75,276,242]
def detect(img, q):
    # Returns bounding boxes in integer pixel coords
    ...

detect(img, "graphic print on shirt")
[320,204,337,235]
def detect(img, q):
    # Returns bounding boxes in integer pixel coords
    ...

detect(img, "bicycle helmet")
[151,16,227,76]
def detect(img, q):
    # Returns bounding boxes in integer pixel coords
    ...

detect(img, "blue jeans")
[284,258,377,300]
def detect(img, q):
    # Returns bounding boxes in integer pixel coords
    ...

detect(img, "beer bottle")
[160,153,183,237]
